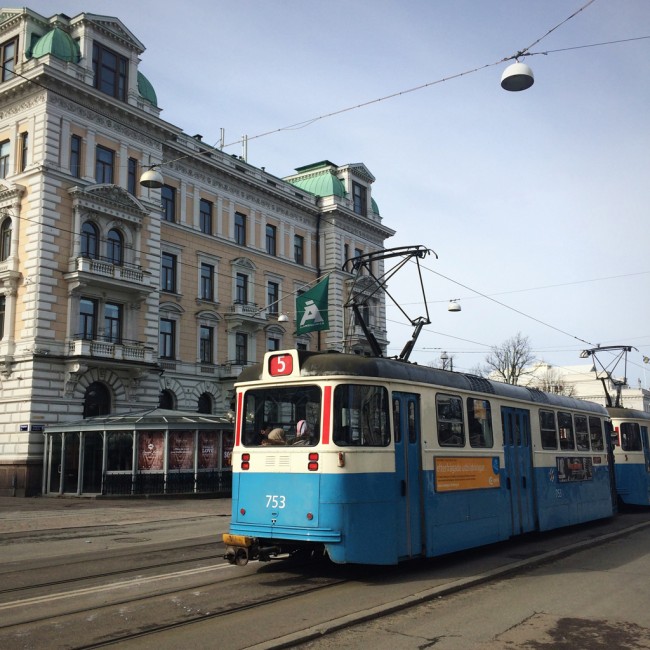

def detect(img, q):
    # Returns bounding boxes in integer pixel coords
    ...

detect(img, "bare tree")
[485,332,534,385]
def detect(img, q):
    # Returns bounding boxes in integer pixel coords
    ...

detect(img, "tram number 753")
[266,495,286,509]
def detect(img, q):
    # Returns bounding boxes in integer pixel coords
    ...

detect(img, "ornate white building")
[0,8,394,496]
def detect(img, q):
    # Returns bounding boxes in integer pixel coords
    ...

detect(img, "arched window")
[158,389,175,410]
[81,221,99,259]
[0,217,11,261]
[107,228,123,265]
[198,393,213,414]
[83,382,111,418]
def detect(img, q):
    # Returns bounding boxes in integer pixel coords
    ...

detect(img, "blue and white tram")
[223,350,615,566]
[608,407,650,506]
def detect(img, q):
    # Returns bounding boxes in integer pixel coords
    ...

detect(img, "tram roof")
[239,352,608,415]
[45,408,234,432]
[607,406,650,421]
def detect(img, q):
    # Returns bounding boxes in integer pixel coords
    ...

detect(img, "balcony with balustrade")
[67,335,155,365]
[64,256,154,299]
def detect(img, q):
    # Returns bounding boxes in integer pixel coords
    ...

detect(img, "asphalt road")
[2,497,649,649]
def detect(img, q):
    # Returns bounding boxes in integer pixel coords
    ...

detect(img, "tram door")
[642,426,650,473]
[393,392,423,558]
[501,407,536,535]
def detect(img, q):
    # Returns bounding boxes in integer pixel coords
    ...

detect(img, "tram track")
[0,543,222,597]
[0,554,349,649]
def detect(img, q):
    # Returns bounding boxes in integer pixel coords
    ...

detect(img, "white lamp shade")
[140,167,164,188]
[501,62,534,92]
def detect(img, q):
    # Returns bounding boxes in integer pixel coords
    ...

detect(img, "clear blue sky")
[23,1,650,386]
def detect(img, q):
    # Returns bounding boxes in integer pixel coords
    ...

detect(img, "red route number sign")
[269,354,293,377]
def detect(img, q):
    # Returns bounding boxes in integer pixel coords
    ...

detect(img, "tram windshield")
[241,385,321,447]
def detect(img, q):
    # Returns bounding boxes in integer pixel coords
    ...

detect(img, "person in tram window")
[258,423,271,445]
[263,427,287,445]
[292,420,312,446]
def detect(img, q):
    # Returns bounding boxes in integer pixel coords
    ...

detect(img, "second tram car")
[223,350,616,566]
[608,407,650,506]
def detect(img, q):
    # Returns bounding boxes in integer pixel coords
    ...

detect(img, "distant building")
[522,361,650,412]
[0,8,394,496]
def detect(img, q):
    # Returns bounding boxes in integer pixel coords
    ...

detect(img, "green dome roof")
[371,197,380,216]
[137,71,158,107]
[32,27,80,63]
[288,169,346,198]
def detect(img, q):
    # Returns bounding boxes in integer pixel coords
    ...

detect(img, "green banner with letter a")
[296,276,330,336]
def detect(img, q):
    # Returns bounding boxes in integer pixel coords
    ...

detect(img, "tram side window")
[539,410,558,449]
[621,422,642,451]
[333,384,390,447]
[558,411,575,451]
[241,385,321,446]
[467,398,493,448]
[436,394,464,447]
[589,417,605,451]
[574,415,590,451]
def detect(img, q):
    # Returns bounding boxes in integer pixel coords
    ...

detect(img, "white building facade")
[0,8,394,496]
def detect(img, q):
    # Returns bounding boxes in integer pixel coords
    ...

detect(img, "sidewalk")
[0,495,232,535]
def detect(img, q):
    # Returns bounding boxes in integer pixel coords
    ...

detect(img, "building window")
[127,157,138,195]
[268,336,280,351]
[161,185,176,222]
[79,298,97,340]
[161,252,177,292]
[200,325,214,363]
[200,263,214,301]
[0,217,11,260]
[235,212,246,246]
[197,393,212,414]
[235,332,248,365]
[104,302,122,343]
[81,221,99,259]
[294,234,304,265]
[1,37,17,82]
[18,132,28,172]
[0,140,9,179]
[159,318,176,359]
[159,389,175,409]
[95,145,115,184]
[70,135,82,178]
[266,224,277,256]
[92,42,128,101]
[200,199,213,235]
[352,181,367,216]
[235,273,248,304]
[83,382,111,418]
[107,229,123,265]
[267,281,279,315]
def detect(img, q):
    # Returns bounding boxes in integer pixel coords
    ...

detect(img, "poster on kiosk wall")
[138,431,164,470]
[169,430,194,470]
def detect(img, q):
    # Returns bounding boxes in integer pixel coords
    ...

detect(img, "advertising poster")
[435,457,501,492]
[138,431,164,470]
[199,431,218,469]
[222,431,234,467]
[168,430,194,470]
[557,456,593,482]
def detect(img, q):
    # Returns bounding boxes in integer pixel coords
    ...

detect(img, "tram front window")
[241,386,321,447]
